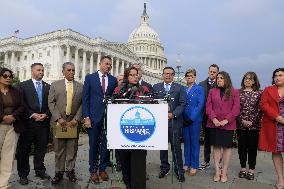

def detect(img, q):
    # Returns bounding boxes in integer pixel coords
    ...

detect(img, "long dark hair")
[122,66,145,95]
[217,71,233,99]
[241,72,260,91]
[272,68,284,85]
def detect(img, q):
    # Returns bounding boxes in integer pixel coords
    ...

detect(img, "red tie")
[102,75,106,95]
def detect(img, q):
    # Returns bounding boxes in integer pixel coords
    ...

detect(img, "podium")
[107,99,168,189]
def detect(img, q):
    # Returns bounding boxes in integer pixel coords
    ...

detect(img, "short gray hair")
[62,62,74,71]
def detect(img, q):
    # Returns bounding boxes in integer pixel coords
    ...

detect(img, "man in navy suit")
[153,67,186,182]
[83,55,118,183]
[17,63,51,185]
[198,64,219,170]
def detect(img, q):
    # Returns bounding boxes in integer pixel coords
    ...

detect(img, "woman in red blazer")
[259,68,284,189]
[206,71,240,183]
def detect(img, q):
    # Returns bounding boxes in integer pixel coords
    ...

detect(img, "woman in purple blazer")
[206,71,240,183]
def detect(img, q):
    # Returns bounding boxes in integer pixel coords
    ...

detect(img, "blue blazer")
[153,82,186,128]
[82,72,118,125]
[183,83,205,123]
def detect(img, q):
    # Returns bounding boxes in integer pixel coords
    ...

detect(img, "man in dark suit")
[17,63,51,185]
[153,67,186,182]
[83,55,118,183]
[198,64,219,170]
[132,63,153,93]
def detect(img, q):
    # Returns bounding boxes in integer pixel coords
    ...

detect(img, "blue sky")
[1,0,283,87]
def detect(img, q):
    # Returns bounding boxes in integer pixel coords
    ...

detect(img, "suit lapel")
[106,74,113,96]
[169,82,176,94]
[186,84,198,100]
[42,81,48,106]
[94,72,103,96]
[269,85,279,103]
[28,79,40,110]
[72,81,78,99]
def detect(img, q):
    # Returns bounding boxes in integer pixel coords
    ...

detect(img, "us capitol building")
[0,3,167,84]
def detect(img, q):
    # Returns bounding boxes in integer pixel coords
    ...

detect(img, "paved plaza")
[9,134,277,189]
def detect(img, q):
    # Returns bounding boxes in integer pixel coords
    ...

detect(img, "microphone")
[121,87,132,98]
[129,86,138,99]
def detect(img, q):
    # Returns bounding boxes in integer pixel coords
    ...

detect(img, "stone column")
[11,51,15,71]
[74,48,79,80]
[110,56,114,75]
[120,60,125,74]
[4,52,8,67]
[90,52,94,74]
[82,51,87,81]
[66,45,71,62]
[96,51,101,72]
[115,58,119,76]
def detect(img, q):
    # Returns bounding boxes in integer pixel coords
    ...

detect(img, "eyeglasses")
[1,74,13,79]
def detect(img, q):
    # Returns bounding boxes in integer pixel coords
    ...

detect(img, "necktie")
[66,81,73,115]
[36,81,42,111]
[165,83,170,92]
[102,75,106,95]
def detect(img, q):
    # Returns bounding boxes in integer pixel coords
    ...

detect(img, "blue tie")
[36,81,42,111]
[165,84,170,92]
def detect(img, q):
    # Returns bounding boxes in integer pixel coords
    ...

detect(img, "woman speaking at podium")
[113,66,149,189]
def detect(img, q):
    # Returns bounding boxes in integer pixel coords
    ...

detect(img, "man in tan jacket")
[48,62,83,184]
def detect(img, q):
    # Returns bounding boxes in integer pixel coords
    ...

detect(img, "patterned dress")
[277,97,284,151]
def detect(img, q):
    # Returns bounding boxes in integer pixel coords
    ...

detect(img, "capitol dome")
[127,3,167,76]
[128,16,160,43]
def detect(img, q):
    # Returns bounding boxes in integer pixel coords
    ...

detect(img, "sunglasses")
[1,74,13,79]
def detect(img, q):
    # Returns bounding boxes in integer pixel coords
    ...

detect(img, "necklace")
[0,88,8,95]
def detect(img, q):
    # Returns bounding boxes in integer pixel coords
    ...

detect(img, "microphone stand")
[103,95,124,188]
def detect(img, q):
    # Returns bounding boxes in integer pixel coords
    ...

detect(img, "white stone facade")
[0,29,142,83]
[0,4,166,85]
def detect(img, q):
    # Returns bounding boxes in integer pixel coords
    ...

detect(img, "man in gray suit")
[48,62,83,184]
[153,67,186,182]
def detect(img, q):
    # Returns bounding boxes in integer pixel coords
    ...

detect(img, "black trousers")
[203,125,211,163]
[160,126,184,175]
[17,126,49,177]
[237,129,259,170]
[119,149,146,189]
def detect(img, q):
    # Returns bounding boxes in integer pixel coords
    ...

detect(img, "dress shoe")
[19,177,29,185]
[238,170,247,178]
[66,170,77,182]
[35,172,51,180]
[90,172,99,183]
[158,170,169,178]
[246,172,254,180]
[51,172,64,184]
[99,171,109,181]
[177,174,185,182]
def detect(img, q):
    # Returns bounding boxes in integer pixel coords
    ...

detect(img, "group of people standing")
[0,55,284,189]
[181,65,284,189]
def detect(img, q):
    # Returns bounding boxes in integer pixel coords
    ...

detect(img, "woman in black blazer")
[0,67,25,189]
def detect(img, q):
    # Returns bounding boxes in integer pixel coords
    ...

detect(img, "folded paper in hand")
[55,122,77,138]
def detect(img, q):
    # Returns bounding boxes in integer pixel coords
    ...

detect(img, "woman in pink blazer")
[206,71,240,183]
